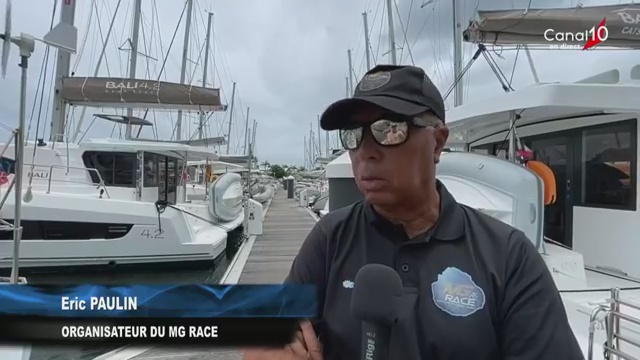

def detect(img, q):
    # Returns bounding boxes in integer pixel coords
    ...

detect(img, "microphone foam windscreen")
[350,263,403,326]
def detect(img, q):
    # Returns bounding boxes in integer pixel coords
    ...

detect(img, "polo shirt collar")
[364,180,465,242]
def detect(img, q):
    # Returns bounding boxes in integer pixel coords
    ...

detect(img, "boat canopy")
[216,154,260,164]
[464,4,640,48]
[446,67,640,146]
[60,77,227,111]
[187,160,243,168]
[80,138,220,161]
[175,137,226,146]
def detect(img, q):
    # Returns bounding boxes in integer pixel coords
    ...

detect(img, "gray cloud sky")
[0,0,637,166]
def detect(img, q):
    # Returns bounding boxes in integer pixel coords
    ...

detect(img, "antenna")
[1,0,10,78]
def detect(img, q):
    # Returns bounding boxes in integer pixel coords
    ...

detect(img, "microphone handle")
[360,321,391,360]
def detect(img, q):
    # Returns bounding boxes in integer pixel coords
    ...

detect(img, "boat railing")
[19,163,111,199]
[588,288,640,360]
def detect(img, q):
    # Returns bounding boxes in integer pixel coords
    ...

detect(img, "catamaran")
[0,0,249,273]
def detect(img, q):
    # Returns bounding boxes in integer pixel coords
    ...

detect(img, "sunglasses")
[339,115,436,150]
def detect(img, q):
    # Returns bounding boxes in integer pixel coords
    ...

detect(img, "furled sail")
[147,137,227,146]
[464,4,640,48]
[60,77,227,111]
[176,137,227,146]
[218,155,253,164]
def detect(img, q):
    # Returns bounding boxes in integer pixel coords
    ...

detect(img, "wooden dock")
[99,188,317,360]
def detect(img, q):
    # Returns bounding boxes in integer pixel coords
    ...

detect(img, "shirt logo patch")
[342,280,354,289]
[431,267,486,317]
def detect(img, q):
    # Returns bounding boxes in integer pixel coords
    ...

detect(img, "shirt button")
[401,264,410,272]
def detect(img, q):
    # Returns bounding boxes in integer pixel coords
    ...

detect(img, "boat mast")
[385,0,397,65]
[49,0,77,142]
[304,136,307,169]
[225,81,236,153]
[123,0,143,140]
[198,11,214,141]
[309,122,313,168]
[347,49,354,91]
[251,119,257,152]
[72,0,123,142]
[325,121,329,156]
[175,0,194,141]
[245,119,257,197]
[452,0,463,107]
[362,11,372,71]
[316,115,321,159]
[243,107,250,154]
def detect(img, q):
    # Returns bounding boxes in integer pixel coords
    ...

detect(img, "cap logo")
[358,71,391,92]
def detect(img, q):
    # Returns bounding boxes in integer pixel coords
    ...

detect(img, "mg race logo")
[544,18,608,50]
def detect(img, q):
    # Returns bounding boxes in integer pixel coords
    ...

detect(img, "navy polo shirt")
[286,181,584,359]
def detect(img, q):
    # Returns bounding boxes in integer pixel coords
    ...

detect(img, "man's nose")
[356,131,382,160]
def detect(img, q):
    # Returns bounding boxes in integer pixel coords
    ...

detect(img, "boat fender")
[209,173,244,222]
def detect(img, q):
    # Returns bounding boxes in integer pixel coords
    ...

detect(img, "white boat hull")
[0,189,244,270]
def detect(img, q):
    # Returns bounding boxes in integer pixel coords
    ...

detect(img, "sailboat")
[0,0,253,273]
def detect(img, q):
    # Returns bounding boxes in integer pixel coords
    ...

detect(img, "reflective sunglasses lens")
[370,119,408,146]
[340,128,363,150]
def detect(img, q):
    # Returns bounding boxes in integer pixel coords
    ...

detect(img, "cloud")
[0,0,637,166]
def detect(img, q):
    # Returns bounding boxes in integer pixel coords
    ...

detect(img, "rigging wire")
[76,0,124,141]
[149,0,166,139]
[72,0,94,73]
[139,6,162,140]
[394,0,415,65]
[214,35,248,153]
[106,0,129,77]
[196,2,218,142]
[374,0,386,64]
[26,0,57,142]
[140,0,188,124]
[369,0,384,65]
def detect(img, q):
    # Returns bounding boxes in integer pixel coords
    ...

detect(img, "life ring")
[527,160,557,205]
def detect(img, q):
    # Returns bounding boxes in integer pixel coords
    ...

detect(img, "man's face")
[347,105,448,206]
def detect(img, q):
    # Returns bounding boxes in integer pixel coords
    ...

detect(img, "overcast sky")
[0,0,637,166]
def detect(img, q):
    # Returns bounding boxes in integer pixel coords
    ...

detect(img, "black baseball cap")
[320,65,445,130]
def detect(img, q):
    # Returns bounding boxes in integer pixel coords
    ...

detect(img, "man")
[244,65,584,359]
[381,123,406,145]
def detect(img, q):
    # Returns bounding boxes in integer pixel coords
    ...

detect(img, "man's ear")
[433,126,449,164]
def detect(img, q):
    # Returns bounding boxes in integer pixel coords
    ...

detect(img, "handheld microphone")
[350,263,403,360]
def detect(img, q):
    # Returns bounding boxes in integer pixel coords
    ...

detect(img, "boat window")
[114,153,136,186]
[0,219,134,240]
[177,159,185,182]
[82,151,136,187]
[470,144,491,155]
[158,156,167,201]
[580,123,636,210]
[143,152,158,187]
[82,151,114,184]
[166,157,177,204]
